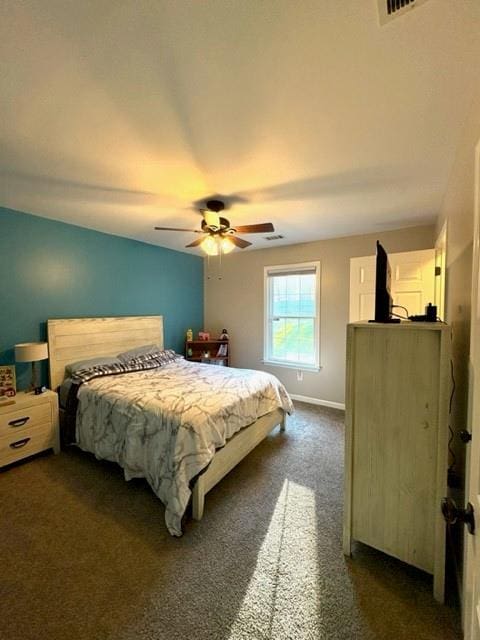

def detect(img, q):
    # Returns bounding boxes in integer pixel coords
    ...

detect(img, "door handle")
[441,497,475,535]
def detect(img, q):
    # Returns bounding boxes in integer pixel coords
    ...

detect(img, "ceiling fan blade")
[229,235,252,249]
[233,223,274,234]
[155,226,203,233]
[185,237,206,248]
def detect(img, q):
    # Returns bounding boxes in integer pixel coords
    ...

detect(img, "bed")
[47,316,292,536]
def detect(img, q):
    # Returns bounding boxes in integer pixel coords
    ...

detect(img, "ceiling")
[1,1,479,253]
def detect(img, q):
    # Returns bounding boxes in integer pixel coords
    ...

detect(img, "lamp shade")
[15,342,49,363]
[220,237,235,254]
[201,236,219,256]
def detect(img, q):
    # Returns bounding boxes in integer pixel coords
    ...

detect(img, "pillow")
[117,344,160,363]
[127,349,179,365]
[65,356,121,376]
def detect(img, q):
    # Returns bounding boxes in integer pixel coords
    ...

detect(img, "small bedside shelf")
[186,340,229,344]
[186,339,230,367]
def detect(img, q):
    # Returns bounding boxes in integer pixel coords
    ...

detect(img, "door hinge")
[435,266,442,276]
[441,497,475,535]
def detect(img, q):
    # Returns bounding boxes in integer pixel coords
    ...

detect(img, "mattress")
[59,378,73,410]
[67,359,293,536]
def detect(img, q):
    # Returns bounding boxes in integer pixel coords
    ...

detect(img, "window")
[264,261,320,369]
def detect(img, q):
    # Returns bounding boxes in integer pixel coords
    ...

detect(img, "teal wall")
[0,207,204,390]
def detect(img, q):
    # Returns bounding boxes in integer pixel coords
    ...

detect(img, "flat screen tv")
[371,241,400,323]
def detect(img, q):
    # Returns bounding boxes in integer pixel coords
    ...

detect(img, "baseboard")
[289,393,345,411]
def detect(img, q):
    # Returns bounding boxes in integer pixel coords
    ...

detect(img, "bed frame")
[47,316,286,522]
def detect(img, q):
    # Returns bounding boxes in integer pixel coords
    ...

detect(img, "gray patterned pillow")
[117,344,160,363]
[65,356,121,375]
[71,350,181,385]
[128,349,178,365]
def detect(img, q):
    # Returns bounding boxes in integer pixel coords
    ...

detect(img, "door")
[464,141,480,640]
[435,221,447,321]
[349,249,436,322]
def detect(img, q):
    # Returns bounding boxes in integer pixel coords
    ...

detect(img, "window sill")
[261,360,322,372]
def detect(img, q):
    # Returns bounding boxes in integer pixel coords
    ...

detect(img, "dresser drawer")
[0,422,54,467]
[0,402,51,436]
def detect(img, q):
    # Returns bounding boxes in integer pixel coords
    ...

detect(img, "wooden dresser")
[0,390,60,467]
[343,322,451,602]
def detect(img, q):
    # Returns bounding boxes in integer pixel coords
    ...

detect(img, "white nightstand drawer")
[0,422,54,467]
[0,402,51,436]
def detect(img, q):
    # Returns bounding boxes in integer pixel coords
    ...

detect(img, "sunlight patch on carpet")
[228,479,322,640]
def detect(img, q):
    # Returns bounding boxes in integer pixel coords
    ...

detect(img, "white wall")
[205,224,435,406]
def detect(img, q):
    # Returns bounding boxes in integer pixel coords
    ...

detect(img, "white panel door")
[349,256,377,322]
[464,141,480,640]
[435,222,447,321]
[349,249,435,322]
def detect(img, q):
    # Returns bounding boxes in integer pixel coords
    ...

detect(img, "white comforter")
[75,359,293,535]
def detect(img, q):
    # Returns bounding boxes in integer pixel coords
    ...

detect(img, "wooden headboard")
[47,316,164,390]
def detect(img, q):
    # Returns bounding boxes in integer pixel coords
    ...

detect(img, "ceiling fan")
[154,199,274,255]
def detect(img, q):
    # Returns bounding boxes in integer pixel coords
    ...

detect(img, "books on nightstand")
[0,365,16,404]
[201,356,227,366]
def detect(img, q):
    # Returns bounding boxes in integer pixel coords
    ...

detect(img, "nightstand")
[0,390,60,467]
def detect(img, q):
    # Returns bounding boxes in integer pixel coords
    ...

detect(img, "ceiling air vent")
[377,0,430,25]
[265,235,284,241]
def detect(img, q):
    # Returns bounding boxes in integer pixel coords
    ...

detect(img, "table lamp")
[15,342,49,391]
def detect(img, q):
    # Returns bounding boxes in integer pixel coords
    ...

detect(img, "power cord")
[392,304,410,316]
[391,304,410,320]
[448,358,457,472]
[391,311,408,320]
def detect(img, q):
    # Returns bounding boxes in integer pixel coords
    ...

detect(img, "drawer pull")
[8,417,30,428]
[9,438,31,449]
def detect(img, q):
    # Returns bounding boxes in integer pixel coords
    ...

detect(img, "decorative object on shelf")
[198,331,210,341]
[186,328,193,342]
[34,386,48,395]
[187,347,193,357]
[219,329,229,341]
[15,342,49,391]
[217,344,228,357]
[0,365,16,401]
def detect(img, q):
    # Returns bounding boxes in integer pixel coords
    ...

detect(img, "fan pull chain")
[218,240,222,280]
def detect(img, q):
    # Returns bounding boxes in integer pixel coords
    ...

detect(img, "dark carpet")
[0,402,461,640]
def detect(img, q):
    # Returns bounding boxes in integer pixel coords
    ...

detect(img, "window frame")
[263,261,321,371]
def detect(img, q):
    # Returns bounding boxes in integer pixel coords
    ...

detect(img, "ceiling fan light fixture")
[154,197,274,253]
[204,211,221,228]
[201,235,219,256]
[220,237,235,254]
